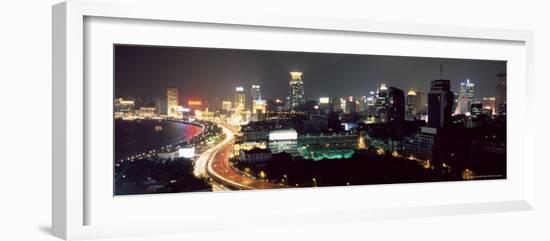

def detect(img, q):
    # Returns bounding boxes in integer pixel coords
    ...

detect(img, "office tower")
[289,72,305,111]
[495,73,507,115]
[376,84,404,123]
[455,79,475,115]
[387,87,405,123]
[252,99,267,121]
[250,84,261,109]
[407,89,427,120]
[428,79,454,128]
[406,89,419,120]
[376,83,389,122]
[234,86,246,112]
[482,97,497,115]
[358,96,368,112]
[166,87,179,118]
[345,96,357,114]
[366,91,377,115]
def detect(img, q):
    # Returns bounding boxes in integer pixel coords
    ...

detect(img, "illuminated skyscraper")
[234,86,246,112]
[376,84,404,123]
[376,83,389,122]
[495,73,507,115]
[250,84,261,107]
[345,96,357,114]
[406,89,426,121]
[358,96,368,112]
[455,79,475,115]
[166,87,179,118]
[252,99,267,121]
[289,72,304,111]
[482,97,497,115]
[428,79,453,128]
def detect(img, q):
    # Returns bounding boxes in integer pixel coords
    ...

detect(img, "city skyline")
[114,44,506,195]
[115,45,506,103]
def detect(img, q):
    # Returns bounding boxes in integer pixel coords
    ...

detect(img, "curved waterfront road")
[195,122,281,190]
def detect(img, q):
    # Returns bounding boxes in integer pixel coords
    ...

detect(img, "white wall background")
[0,0,548,240]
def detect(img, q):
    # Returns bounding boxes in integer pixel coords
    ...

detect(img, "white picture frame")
[52,0,535,240]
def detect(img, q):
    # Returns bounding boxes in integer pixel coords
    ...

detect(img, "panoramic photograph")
[113,45,507,195]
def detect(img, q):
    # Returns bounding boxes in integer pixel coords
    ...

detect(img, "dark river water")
[114,119,203,161]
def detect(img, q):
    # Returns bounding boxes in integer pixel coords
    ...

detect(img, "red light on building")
[188,100,202,107]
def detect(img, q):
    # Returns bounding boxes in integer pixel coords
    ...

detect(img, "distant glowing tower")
[482,97,497,115]
[455,79,475,115]
[495,73,507,115]
[406,89,425,120]
[234,86,246,112]
[166,87,179,118]
[251,84,261,103]
[289,71,304,111]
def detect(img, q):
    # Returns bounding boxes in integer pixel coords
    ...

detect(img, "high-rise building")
[406,89,426,121]
[358,96,368,112]
[387,87,405,123]
[366,91,377,115]
[482,97,497,115]
[345,96,357,114]
[376,84,404,123]
[376,83,389,122]
[455,79,475,115]
[166,87,179,118]
[252,99,267,121]
[289,72,305,111]
[234,86,246,112]
[428,79,454,128]
[495,73,507,115]
[250,84,261,108]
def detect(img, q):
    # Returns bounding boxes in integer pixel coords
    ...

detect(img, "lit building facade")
[345,96,357,114]
[495,73,507,115]
[234,86,246,112]
[268,129,299,156]
[376,84,405,123]
[482,97,497,115]
[166,87,179,118]
[114,98,135,119]
[289,72,305,111]
[250,84,261,108]
[406,89,425,121]
[376,83,389,122]
[222,101,232,112]
[455,79,475,115]
[252,99,267,121]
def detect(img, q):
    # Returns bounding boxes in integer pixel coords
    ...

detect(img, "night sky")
[114,45,506,103]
